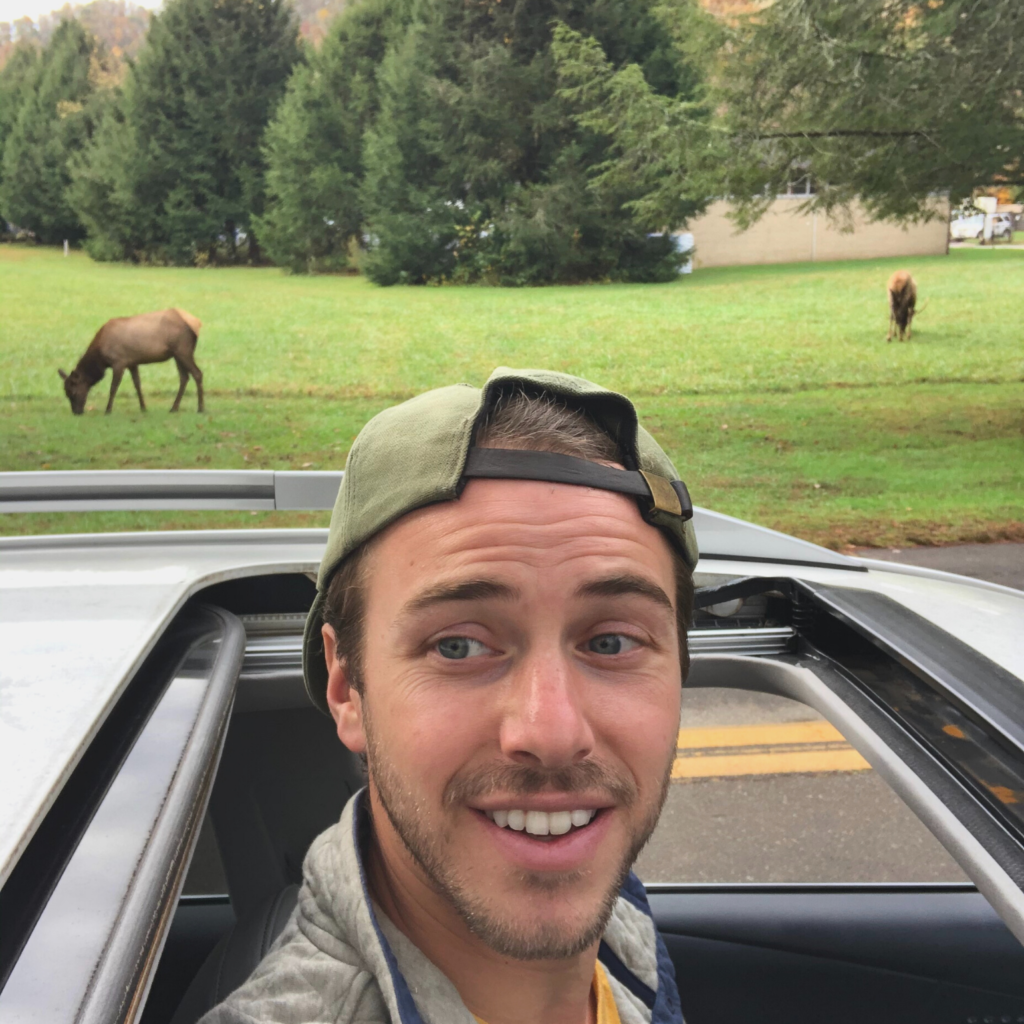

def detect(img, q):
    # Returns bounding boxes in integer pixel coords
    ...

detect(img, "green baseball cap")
[302,367,697,713]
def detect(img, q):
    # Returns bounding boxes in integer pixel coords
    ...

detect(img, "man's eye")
[587,634,640,656]
[436,637,490,660]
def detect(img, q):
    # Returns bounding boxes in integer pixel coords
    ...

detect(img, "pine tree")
[357,20,459,284]
[261,0,702,283]
[0,43,38,228]
[72,0,300,263]
[67,89,142,259]
[0,21,100,242]
[358,0,704,284]
[256,0,410,272]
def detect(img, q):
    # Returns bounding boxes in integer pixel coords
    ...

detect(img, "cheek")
[365,664,497,794]
[597,682,680,787]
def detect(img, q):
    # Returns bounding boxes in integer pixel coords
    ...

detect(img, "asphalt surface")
[635,544,1022,885]
[854,542,1024,591]
[637,767,967,884]
[635,688,969,885]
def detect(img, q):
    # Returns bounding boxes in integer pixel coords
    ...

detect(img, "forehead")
[367,477,675,588]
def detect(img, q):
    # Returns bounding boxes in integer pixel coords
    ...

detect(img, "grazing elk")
[886,270,917,342]
[58,308,204,415]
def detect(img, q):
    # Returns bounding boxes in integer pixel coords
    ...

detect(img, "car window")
[635,687,968,884]
[182,813,229,897]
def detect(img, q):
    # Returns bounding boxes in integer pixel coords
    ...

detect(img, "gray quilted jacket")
[201,791,684,1024]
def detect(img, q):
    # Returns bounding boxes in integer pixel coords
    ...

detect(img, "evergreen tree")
[0,21,101,242]
[0,43,38,227]
[72,0,300,263]
[358,0,704,285]
[67,88,142,259]
[256,0,410,271]
[357,20,459,284]
[261,0,703,283]
[551,13,722,236]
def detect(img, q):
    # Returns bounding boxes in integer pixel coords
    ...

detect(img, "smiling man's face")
[325,476,682,960]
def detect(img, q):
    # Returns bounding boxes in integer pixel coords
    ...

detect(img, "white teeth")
[486,808,597,834]
[525,810,549,836]
[548,811,572,835]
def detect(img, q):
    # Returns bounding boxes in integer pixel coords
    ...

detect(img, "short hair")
[322,390,692,692]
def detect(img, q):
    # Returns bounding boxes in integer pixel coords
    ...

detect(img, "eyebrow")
[575,574,674,612]
[404,578,520,614]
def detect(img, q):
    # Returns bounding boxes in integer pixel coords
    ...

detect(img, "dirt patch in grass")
[808,518,1024,552]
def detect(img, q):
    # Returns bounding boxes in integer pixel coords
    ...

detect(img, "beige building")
[684,195,950,269]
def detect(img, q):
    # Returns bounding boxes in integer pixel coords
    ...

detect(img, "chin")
[465,902,615,962]
[457,862,626,961]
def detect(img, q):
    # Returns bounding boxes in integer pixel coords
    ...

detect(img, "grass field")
[3,243,1022,548]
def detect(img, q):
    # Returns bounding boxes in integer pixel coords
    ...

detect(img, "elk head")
[58,368,90,415]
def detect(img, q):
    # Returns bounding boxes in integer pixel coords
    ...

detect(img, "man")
[204,368,697,1024]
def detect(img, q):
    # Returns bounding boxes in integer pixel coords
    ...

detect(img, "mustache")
[443,759,637,809]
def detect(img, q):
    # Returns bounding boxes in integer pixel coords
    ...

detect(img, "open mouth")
[482,808,600,841]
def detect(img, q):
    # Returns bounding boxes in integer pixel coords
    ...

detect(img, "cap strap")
[462,448,692,520]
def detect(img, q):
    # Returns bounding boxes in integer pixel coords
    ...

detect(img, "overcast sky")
[1,0,161,24]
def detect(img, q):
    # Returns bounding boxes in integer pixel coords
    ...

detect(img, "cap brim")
[302,590,330,715]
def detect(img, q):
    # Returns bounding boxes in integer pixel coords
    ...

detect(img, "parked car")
[1,469,1024,1024]
[994,212,1014,238]
[950,212,1014,241]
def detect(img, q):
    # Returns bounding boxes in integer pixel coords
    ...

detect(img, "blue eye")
[437,637,489,659]
[587,634,640,655]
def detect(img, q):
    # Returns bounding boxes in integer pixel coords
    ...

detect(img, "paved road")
[635,544,1022,886]
[855,542,1024,591]
[636,688,968,885]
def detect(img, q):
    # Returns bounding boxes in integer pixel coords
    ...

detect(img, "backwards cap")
[302,367,698,712]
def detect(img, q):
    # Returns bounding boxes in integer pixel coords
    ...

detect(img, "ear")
[323,624,367,754]
[58,369,68,380]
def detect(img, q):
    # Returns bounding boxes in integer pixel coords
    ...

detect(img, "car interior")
[136,571,1024,1024]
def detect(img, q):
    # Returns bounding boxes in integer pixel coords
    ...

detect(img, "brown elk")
[58,308,204,415]
[886,270,917,342]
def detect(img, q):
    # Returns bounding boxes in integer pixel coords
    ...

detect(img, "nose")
[499,646,594,770]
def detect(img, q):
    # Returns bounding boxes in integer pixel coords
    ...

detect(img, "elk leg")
[171,359,189,413]
[106,368,124,414]
[177,352,205,413]
[906,311,914,341]
[886,302,894,342]
[129,366,147,412]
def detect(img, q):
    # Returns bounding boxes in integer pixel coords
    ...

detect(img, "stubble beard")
[362,700,674,962]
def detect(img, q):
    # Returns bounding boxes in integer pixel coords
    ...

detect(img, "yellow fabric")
[593,961,622,1024]
[471,961,622,1024]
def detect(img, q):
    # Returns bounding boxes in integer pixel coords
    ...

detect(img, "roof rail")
[0,469,864,570]
[0,470,343,512]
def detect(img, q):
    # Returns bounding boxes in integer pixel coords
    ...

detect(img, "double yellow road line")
[672,720,871,780]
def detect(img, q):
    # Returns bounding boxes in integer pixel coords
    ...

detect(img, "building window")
[780,176,817,198]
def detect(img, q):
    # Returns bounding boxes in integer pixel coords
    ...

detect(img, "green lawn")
[3,243,1022,549]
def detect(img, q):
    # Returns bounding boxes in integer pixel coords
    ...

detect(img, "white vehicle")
[951,212,1013,241]
[2,470,1024,1022]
